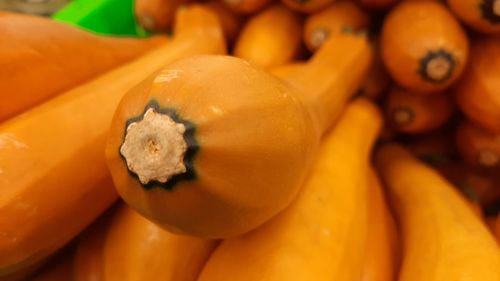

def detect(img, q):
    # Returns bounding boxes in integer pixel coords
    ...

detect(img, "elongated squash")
[134,0,188,32]
[456,119,500,170]
[105,33,372,238]
[204,1,244,44]
[384,87,454,134]
[381,1,468,93]
[447,0,500,33]
[362,168,399,281]
[375,144,500,281]
[270,61,306,78]
[358,0,399,10]
[281,0,334,13]
[222,0,272,14]
[0,12,167,122]
[233,4,302,68]
[0,6,225,278]
[454,35,500,134]
[303,1,372,51]
[198,98,382,281]
[359,43,390,100]
[103,204,218,281]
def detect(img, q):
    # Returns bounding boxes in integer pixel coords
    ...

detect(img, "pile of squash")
[1,0,500,280]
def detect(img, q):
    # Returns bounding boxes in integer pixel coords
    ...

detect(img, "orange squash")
[456,119,500,170]
[359,42,390,101]
[454,35,500,134]
[362,168,399,281]
[281,0,334,13]
[204,1,244,44]
[0,5,225,278]
[303,1,372,51]
[198,98,382,281]
[447,0,500,33]
[0,12,167,123]
[384,87,454,134]
[103,204,218,281]
[233,4,302,69]
[221,0,272,14]
[375,144,500,281]
[381,0,469,94]
[134,0,188,32]
[270,61,306,78]
[357,0,400,10]
[495,215,500,244]
[105,33,372,238]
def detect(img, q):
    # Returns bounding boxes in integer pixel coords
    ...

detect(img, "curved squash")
[222,0,272,14]
[103,204,218,281]
[456,119,500,170]
[447,0,500,33]
[362,168,399,281]
[234,4,302,68]
[454,35,500,134]
[281,0,334,13]
[358,0,400,10]
[0,5,225,278]
[134,0,187,32]
[0,12,167,122]
[375,144,500,281]
[270,61,306,78]
[303,1,372,51]
[198,98,382,281]
[381,1,468,93]
[105,33,372,238]
[204,1,244,44]
[384,87,454,134]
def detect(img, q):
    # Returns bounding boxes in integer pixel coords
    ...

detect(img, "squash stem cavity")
[481,0,500,23]
[478,149,499,167]
[419,50,455,84]
[392,106,414,126]
[120,101,198,190]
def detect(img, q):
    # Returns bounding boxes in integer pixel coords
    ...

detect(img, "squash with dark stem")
[448,0,500,33]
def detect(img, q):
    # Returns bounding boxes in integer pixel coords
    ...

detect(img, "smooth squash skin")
[134,0,188,32]
[357,0,400,10]
[375,144,500,281]
[303,1,372,51]
[454,35,500,134]
[362,168,399,281]
[384,87,454,134]
[0,5,225,278]
[222,0,272,14]
[447,0,500,33]
[105,33,372,239]
[233,4,302,69]
[0,12,167,122]
[198,98,382,281]
[103,204,218,281]
[456,119,500,170]
[204,1,244,44]
[381,1,469,94]
[359,43,390,101]
[281,0,334,13]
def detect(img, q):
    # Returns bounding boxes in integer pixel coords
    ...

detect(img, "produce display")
[0,0,499,280]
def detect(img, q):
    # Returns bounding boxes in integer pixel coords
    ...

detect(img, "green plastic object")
[52,0,149,37]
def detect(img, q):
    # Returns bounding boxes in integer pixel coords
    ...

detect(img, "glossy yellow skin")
[376,144,500,281]
[103,205,218,281]
[0,5,225,277]
[448,0,500,33]
[198,99,382,281]
[234,4,302,68]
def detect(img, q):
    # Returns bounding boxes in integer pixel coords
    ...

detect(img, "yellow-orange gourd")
[234,4,302,69]
[381,0,469,93]
[198,98,382,281]
[456,119,500,170]
[0,6,225,277]
[447,0,500,33]
[105,33,372,239]
[222,0,272,14]
[203,1,244,44]
[375,144,500,281]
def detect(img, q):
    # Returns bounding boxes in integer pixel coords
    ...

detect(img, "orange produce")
[105,33,372,238]
[281,0,334,13]
[381,0,469,93]
[0,5,225,278]
[222,0,272,14]
[376,144,500,281]
[303,1,372,51]
[0,12,167,122]
[358,0,400,10]
[234,4,302,68]
[454,35,500,134]
[134,0,188,32]
[456,119,500,170]
[362,168,399,281]
[103,204,218,281]
[404,129,456,164]
[384,87,454,134]
[204,0,244,44]
[198,99,382,281]
[447,0,500,33]
[359,42,390,100]
[270,61,306,78]
[496,215,500,244]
